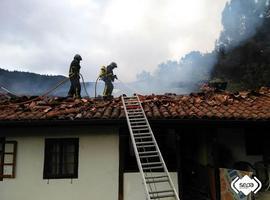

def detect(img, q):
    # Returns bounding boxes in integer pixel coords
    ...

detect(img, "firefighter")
[100,62,118,99]
[67,54,82,99]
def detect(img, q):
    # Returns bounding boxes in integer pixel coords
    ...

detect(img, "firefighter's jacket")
[69,59,81,79]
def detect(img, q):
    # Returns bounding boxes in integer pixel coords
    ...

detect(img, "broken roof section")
[0,87,270,121]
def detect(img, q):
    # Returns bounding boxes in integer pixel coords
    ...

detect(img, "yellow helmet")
[99,66,107,77]
[101,66,106,71]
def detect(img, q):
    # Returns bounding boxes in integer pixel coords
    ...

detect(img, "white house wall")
[0,128,119,200]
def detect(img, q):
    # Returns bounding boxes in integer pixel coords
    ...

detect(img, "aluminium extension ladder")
[121,94,180,200]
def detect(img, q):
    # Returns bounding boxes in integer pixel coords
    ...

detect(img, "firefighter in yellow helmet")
[99,62,117,99]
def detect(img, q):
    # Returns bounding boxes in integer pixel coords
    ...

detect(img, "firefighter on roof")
[67,54,82,99]
[99,62,118,99]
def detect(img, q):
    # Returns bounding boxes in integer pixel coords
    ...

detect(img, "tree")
[212,1,270,90]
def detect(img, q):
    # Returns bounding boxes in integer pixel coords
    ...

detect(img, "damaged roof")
[0,87,270,122]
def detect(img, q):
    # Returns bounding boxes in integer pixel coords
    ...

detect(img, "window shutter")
[0,138,5,181]
[2,141,17,179]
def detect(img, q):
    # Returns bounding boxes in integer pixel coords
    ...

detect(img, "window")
[43,138,79,179]
[0,139,17,180]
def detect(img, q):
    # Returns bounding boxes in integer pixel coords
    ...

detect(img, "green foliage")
[212,2,270,91]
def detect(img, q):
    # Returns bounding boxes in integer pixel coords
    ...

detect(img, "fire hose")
[1,73,138,107]
[94,76,100,98]
[0,86,19,97]
[0,76,71,108]
[79,73,90,98]
[94,75,140,98]
[0,73,90,108]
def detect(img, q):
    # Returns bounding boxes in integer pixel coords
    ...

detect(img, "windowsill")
[43,175,78,179]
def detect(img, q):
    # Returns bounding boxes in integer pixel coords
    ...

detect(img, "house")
[0,87,270,200]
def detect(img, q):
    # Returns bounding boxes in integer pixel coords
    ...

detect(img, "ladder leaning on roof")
[121,94,180,200]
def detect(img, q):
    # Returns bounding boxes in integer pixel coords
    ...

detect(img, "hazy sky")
[0,0,228,82]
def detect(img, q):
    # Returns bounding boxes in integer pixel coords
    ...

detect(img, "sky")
[0,0,228,82]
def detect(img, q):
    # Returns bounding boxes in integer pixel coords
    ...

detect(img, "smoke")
[134,0,269,94]
[216,0,269,50]
[134,51,217,94]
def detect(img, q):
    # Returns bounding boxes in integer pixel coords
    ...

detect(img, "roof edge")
[0,118,269,127]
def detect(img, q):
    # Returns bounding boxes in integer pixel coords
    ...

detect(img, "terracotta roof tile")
[0,87,270,122]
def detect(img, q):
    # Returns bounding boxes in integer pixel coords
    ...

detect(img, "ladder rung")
[133,128,148,131]
[128,111,143,114]
[130,121,147,125]
[136,141,154,145]
[134,136,152,139]
[130,118,145,121]
[125,101,139,103]
[145,175,168,179]
[143,166,163,170]
[149,190,174,194]
[137,144,155,148]
[150,194,175,199]
[138,151,158,155]
[146,178,168,183]
[141,162,162,166]
[128,110,142,113]
[140,154,159,158]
